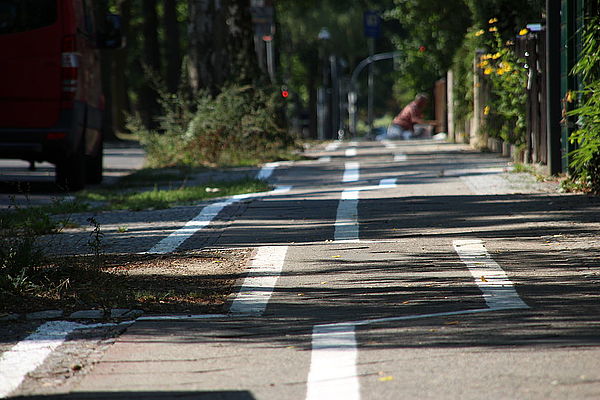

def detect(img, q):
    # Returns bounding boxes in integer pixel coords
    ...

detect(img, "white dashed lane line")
[0,321,132,398]
[145,185,292,254]
[342,162,360,183]
[306,324,359,400]
[229,245,289,316]
[453,239,529,310]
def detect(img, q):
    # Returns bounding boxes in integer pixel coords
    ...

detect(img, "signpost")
[363,11,381,136]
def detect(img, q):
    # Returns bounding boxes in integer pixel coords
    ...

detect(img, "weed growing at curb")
[78,177,270,211]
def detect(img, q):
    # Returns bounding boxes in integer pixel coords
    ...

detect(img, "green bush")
[134,85,296,168]
[475,19,528,145]
[567,16,600,193]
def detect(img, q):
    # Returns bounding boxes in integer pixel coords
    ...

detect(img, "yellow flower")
[497,69,505,76]
[484,67,494,75]
[518,28,529,36]
[478,60,489,68]
[566,91,574,103]
[489,26,498,32]
[492,52,502,59]
[483,106,491,115]
[475,29,485,37]
[488,18,498,24]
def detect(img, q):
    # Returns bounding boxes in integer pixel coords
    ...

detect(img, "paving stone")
[25,310,63,320]
[69,310,105,319]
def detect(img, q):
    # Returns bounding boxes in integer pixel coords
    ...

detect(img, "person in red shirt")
[381,93,434,140]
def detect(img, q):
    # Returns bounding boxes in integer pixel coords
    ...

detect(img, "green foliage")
[133,85,294,168]
[475,20,528,144]
[0,235,45,294]
[386,0,471,92]
[567,17,600,192]
[79,178,270,211]
[0,198,86,235]
[451,30,477,135]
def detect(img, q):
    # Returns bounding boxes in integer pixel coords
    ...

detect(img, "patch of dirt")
[1,248,253,315]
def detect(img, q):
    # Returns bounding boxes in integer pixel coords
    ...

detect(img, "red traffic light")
[281,90,289,98]
[418,45,426,53]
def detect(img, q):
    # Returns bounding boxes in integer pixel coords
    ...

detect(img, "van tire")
[86,140,103,184]
[55,143,86,191]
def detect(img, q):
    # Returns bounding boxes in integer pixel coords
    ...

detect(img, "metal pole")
[367,37,375,136]
[546,0,562,175]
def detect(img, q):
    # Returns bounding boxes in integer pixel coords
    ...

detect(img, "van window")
[0,0,57,35]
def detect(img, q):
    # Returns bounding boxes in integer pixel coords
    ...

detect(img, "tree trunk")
[111,0,131,135]
[140,0,161,128]
[164,0,182,93]
[187,0,218,95]
[222,0,262,86]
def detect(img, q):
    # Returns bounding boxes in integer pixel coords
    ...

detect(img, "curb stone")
[1,309,145,322]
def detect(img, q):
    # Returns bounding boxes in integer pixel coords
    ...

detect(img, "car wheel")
[55,141,86,191]
[86,140,103,184]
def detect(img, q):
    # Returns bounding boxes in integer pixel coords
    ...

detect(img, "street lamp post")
[317,27,331,140]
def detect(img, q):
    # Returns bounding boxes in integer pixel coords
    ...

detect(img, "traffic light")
[280,86,289,99]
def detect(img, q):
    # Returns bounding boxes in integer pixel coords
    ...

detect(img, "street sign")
[363,11,381,38]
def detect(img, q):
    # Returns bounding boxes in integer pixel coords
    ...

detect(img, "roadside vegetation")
[0,167,270,315]
[130,85,301,169]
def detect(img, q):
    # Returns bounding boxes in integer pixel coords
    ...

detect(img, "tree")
[386,0,472,94]
[163,0,182,93]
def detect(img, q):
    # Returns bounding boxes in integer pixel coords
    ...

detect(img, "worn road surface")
[3,139,600,399]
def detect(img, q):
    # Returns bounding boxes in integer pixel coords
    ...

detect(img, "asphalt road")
[3,139,600,399]
[0,141,145,208]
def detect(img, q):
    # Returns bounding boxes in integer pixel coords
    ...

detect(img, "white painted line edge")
[229,245,289,316]
[454,239,529,310]
[345,148,357,157]
[256,162,282,180]
[343,161,360,183]
[306,324,359,400]
[394,153,407,162]
[379,178,397,188]
[137,314,229,321]
[325,141,341,152]
[0,320,134,399]
[144,185,292,254]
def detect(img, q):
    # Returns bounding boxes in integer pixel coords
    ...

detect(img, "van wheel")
[56,147,86,191]
[86,140,103,184]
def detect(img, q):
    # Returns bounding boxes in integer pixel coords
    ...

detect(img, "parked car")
[0,0,121,190]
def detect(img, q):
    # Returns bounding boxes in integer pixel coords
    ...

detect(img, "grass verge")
[78,177,270,211]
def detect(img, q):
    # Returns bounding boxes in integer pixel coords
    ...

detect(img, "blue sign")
[363,11,381,38]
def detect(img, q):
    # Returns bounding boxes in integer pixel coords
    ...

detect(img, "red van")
[0,0,121,190]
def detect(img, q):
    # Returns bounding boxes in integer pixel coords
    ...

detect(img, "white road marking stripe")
[348,141,358,147]
[343,162,360,182]
[145,186,292,254]
[256,162,281,180]
[318,156,331,163]
[305,305,525,400]
[0,321,81,398]
[335,189,360,242]
[394,153,407,162]
[229,246,288,316]
[0,320,133,398]
[138,314,229,321]
[321,307,500,330]
[381,140,396,149]
[453,239,529,310]
[306,324,359,400]
[345,148,357,157]
[379,178,397,188]
[325,142,341,152]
